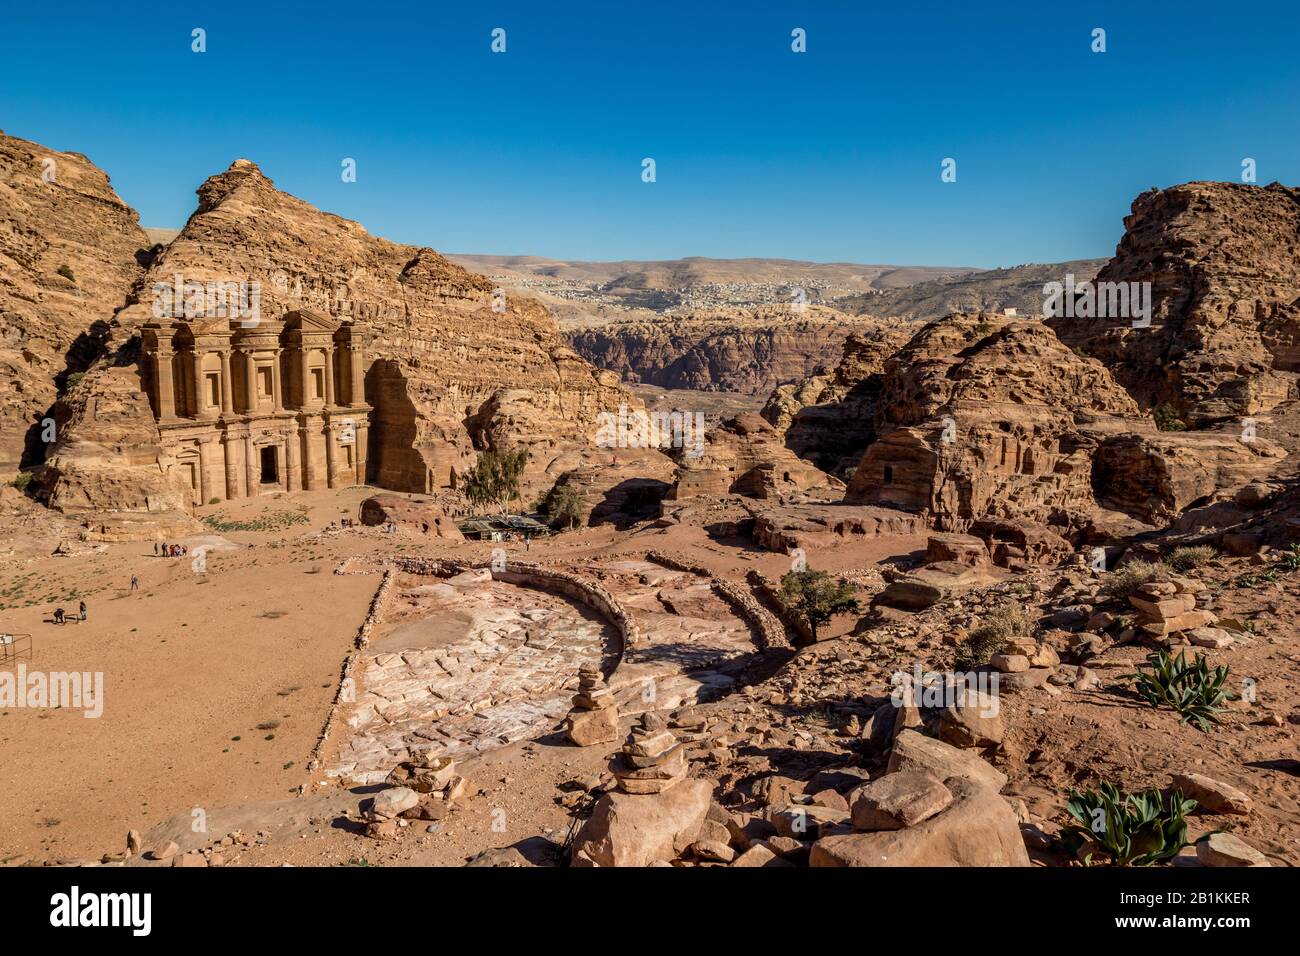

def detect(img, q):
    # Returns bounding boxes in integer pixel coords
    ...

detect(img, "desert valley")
[1,123,1298,881]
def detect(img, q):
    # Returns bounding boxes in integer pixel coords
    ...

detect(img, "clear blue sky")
[3,1,1298,268]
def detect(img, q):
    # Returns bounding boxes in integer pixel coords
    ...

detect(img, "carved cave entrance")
[259,445,279,485]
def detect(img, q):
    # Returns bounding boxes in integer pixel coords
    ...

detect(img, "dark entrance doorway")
[259,445,279,485]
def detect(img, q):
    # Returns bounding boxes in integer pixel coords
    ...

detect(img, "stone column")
[324,348,336,406]
[349,343,365,405]
[243,350,258,412]
[194,350,216,419]
[155,348,177,420]
[325,422,339,489]
[275,441,287,490]
[284,423,301,491]
[244,432,258,494]
[302,419,317,490]
[219,350,234,415]
[299,346,312,408]
[223,432,241,499]
[355,422,368,484]
[271,354,284,411]
[197,438,213,504]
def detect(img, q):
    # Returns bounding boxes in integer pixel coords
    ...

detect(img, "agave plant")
[1061,782,1198,866]
[1127,650,1236,731]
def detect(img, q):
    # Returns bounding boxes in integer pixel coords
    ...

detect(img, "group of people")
[155,542,189,557]
[52,601,87,625]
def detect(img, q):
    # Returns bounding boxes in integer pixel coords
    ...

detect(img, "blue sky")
[2,1,1298,268]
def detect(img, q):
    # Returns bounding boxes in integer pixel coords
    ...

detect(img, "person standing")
[130,575,139,591]
[79,600,87,622]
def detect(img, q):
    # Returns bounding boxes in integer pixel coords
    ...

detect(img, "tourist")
[79,601,87,622]
[130,575,139,591]
[53,607,64,625]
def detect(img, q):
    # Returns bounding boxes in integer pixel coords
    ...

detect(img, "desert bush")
[778,569,861,641]
[1167,545,1217,572]
[1060,781,1198,866]
[539,482,585,529]
[1278,545,1300,572]
[955,603,1033,670]
[1101,559,1172,601]
[56,263,76,283]
[1127,650,1236,731]
[1153,403,1186,432]
[11,471,33,492]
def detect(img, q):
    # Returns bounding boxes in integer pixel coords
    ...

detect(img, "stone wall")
[645,550,791,651]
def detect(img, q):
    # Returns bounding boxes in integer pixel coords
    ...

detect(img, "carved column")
[271,354,283,411]
[324,348,336,406]
[219,350,234,415]
[355,422,368,484]
[275,441,287,490]
[243,350,258,412]
[349,342,365,405]
[155,348,177,420]
[284,423,301,491]
[325,422,339,489]
[194,350,214,419]
[223,432,241,499]
[244,432,257,495]
[302,419,317,490]
[197,438,213,504]
[299,346,312,408]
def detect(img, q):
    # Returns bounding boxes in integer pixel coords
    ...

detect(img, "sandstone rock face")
[1047,182,1300,425]
[667,413,843,501]
[359,493,464,540]
[0,132,149,475]
[761,327,913,477]
[843,313,1142,530]
[1093,431,1286,523]
[42,155,632,519]
[567,305,875,395]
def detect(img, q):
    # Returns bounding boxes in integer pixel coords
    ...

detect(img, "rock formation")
[567,305,877,395]
[0,131,150,476]
[33,153,632,527]
[359,493,464,540]
[1047,182,1300,424]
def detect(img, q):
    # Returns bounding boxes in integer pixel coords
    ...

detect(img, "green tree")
[778,568,861,641]
[463,448,529,517]
[542,483,585,529]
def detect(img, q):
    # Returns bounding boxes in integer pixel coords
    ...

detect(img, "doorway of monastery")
[259,445,279,486]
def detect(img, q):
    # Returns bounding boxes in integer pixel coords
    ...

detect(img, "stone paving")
[328,560,764,784]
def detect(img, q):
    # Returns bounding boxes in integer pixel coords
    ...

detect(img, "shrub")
[955,603,1033,670]
[1167,545,1217,572]
[1153,403,1186,432]
[1127,650,1236,731]
[778,569,861,641]
[56,264,76,283]
[1278,546,1300,573]
[1060,782,1198,866]
[463,448,529,517]
[11,471,33,492]
[1101,559,1172,601]
[540,483,585,529]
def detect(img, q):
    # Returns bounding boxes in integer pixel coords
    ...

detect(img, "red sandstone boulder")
[359,493,463,540]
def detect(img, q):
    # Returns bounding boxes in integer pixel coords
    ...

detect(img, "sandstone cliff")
[1047,182,1300,425]
[566,306,879,395]
[42,156,633,521]
[0,131,149,475]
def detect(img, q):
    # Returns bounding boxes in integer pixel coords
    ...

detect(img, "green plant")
[64,371,85,390]
[1167,545,1216,572]
[955,603,1034,671]
[778,568,861,641]
[540,482,585,529]
[11,471,33,492]
[1233,568,1278,589]
[1127,650,1236,731]
[56,263,76,282]
[463,448,530,517]
[1278,546,1300,572]
[1153,403,1186,432]
[1101,559,1172,601]
[1061,782,1198,866]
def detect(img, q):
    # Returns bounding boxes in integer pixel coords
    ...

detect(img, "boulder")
[1196,832,1270,867]
[886,730,1007,792]
[1170,772,1252,815]
[566,707,621,747]
[849,771,953,830]
[570,778,713,867]
[359,494,465,540]
[810,778,1029,866]
[370,786,420,820]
